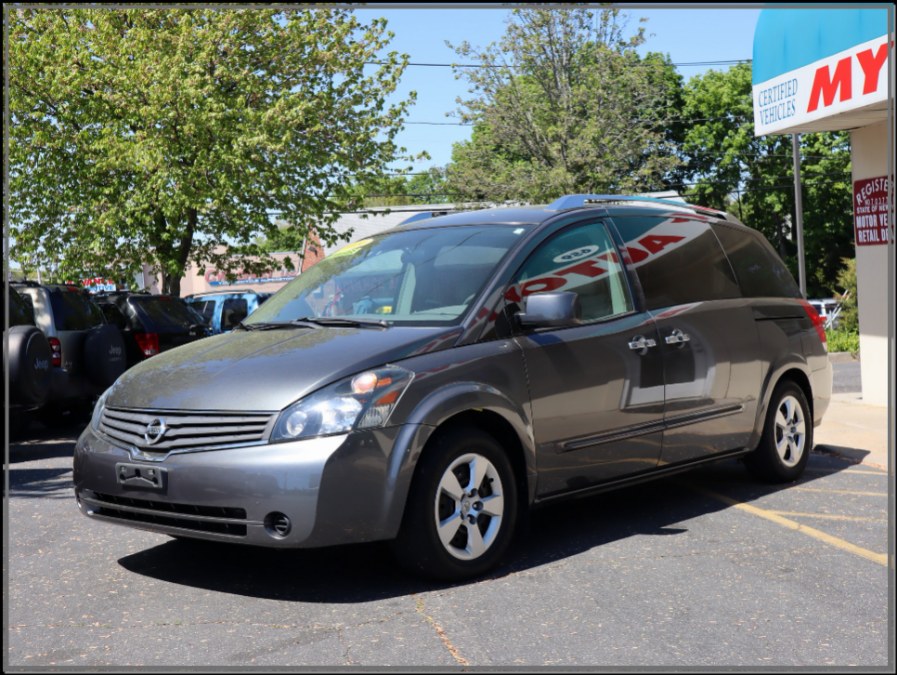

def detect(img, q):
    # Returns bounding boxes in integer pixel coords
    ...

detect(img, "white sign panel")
[753,34,889,135]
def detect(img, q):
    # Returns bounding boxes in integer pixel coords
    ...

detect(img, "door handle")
[665,329,691,345]
[628,335,657,355]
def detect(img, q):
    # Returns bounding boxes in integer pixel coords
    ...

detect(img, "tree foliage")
[678,63,853,297]
[835,257,858,332]
[354,166,451,207]
[444,7,683,203]
[9,7,415,294]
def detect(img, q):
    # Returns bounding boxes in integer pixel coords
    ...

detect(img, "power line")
[367,58,751,69]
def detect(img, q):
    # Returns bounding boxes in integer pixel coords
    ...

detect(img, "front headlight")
[90,387,112,433]
[271,365,414,442]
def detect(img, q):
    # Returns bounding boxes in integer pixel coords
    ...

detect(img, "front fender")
[381,381,536,538]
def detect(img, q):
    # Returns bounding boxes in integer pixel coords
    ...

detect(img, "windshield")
[247,225,525,327]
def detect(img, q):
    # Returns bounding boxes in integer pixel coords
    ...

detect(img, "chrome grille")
[99,407,275,453]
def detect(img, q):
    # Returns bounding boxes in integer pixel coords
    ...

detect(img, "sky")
[352,6,762,171]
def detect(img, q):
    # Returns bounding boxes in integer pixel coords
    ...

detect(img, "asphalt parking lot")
[5,361,892,669]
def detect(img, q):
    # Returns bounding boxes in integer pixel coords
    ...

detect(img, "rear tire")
[7,325,52,407]
[84,324,127,387]
[392,427,518,581]
[745,381,812,482]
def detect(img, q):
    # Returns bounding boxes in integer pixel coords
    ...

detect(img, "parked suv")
[183,290,272,334]
[74,195,831,581]
[92,291,210,368]
[4,284,52,436]
[13,281,126,423]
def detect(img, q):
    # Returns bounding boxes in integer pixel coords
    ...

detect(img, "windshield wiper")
[291,316,389,330]
[236,321,315,331]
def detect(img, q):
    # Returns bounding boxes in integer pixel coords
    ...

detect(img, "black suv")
[4,284,52,436]
[92,291,210,368]
[12,281,126,424]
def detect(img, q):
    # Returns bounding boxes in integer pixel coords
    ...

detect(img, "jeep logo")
[109,346,123,357]
[143,418,168,445]
[34,358,49,371]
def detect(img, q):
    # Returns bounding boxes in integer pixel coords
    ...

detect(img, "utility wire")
[367,58,751,69]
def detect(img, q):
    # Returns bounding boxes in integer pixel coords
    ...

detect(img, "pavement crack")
[415,596,469,667]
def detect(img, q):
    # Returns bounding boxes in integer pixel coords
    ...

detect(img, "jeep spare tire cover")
[8,325,52,406]
[84,324,127,387]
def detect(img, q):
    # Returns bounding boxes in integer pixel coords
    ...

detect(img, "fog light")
[265,512,292,538]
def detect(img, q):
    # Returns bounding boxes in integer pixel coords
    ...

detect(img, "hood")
[108,325,461,411]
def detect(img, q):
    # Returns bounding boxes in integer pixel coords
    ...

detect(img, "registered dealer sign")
[853,176,892,246]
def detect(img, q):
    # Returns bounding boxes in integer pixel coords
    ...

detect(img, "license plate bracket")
[116,462,167,491]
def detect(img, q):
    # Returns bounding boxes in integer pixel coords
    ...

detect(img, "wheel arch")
[752,364,814,448]
[383,383,537,539]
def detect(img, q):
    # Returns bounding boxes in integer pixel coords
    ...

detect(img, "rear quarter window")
[611,215,740,310]
[711,223,801,298]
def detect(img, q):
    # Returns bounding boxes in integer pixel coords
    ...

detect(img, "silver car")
[74,195,832,580]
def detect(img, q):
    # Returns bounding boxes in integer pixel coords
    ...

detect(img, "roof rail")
[547,194,732,219]
[184,289,269,298]
[397,210,450,226]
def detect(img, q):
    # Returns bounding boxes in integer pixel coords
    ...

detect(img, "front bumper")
[73,423,423,548]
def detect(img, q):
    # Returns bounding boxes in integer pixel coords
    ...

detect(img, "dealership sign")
[753,34,889,135]
[853,176,892,247]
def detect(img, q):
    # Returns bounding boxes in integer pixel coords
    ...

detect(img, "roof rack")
[183,289,270,298]
[547,194,734,220]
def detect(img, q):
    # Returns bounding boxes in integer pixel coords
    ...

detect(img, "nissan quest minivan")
[74,195,832,581]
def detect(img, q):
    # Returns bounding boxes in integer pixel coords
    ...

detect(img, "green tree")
[679,63,853,297]
[834,257,858,332]
[350,166,451,207]
[445,7,684,203]
[406,167,451,203]
[9,7,415,295]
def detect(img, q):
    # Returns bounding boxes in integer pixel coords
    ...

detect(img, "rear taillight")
[48,337,62,367]
[134,332,160,358]
[800,300,827,351]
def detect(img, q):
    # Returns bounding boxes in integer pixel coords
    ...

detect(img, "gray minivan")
[74,195,832,580]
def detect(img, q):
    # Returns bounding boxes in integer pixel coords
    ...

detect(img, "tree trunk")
[163,273,181,298]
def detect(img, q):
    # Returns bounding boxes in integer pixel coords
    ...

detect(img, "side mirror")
[516,291,581,328]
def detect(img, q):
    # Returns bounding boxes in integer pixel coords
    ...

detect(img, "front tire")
[745,381,812,482]
[393,427,518,581]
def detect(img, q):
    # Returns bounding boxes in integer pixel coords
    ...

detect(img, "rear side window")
[221,298,249,325]
[611,215,740,310]
[49,288,105,330]
[188,299,217,323]
[8,288,36,326]
[711,223,801,298]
